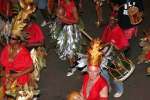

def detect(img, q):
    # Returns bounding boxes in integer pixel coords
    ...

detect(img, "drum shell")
[107,54,135,81]
[128,6,143,25]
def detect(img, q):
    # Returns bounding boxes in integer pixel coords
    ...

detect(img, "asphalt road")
[38,0,150,100]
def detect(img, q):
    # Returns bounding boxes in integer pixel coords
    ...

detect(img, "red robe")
[0,45,33,85]
[82,74,108,100]
[25,22,45,44]
[101,25,129,50]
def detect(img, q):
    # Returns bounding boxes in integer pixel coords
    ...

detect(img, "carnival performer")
[101,16,129,51]
[75,41,125,98]
[110,0,144,40]
[0,34,34,100]
[80,39,108,100]
[100,16,128,98]
[52,0,83,76]
[0,0,38,99]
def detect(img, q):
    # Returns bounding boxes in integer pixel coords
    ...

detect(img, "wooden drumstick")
[79,29,93,41]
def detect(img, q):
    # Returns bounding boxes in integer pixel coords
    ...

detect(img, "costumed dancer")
[73,45,124,98]
[73,39,134,98]
[0,34,34,100]
[80,39,108,100]
[0,0,39,99]
[52,0,83,76]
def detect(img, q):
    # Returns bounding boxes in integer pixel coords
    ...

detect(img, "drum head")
[108,53,135,81]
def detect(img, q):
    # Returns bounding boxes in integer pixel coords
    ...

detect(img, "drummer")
[110,0,144,40]
[109,0,144,57]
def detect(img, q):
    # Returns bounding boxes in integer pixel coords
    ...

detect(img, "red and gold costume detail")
[82,74,108,100]
[0,45,33,85]
[11,0,36,37]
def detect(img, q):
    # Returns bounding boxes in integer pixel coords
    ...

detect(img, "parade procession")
[0,0,149,100]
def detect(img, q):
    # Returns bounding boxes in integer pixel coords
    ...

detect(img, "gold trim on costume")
[11,0,36,37]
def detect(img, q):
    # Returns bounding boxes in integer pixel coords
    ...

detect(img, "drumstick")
[79,29,93,41]
[79,29,113,50]
[79,29,116,55]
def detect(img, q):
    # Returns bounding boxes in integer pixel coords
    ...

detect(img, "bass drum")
[107,53,135,81]
[128,6,143,25]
